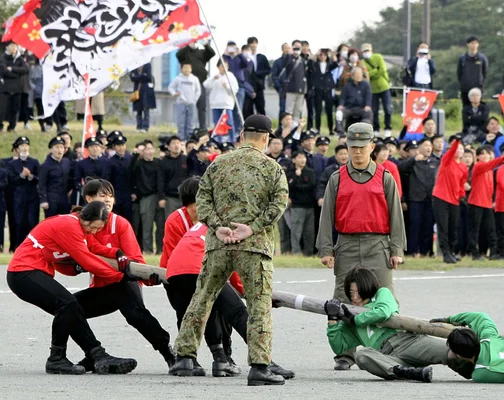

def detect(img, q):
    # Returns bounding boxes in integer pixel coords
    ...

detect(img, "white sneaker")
[24,123,31,131]
[45,124,53,131]
[384,129,392,137]
[61,124,70,131]
[139,129,147,133]
[373,131,380,137]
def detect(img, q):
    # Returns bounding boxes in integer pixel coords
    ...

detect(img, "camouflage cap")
[346,122,374,147]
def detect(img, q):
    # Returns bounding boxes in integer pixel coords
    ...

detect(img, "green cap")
[346,122,374,147]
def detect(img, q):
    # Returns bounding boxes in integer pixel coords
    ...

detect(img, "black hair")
[269,137,283,145]
[301,40,309,46]
[217,59,227,68]
[73,142,82,151]
[247,37,258,45]
[292,151,307,159]
[476,145,493,156]
[431,135,444,142]
[143,139,154,147]
[241,44,249,52]
[344,267,380,303]
[291,39,302,47]
[447,328,480,360]
[78,200,109,223]
[463,149,474,155]
[82,178,115,198]
[371,143,387,161]
[487,116,500,125]
[422,116,435,125]
[179,176,200,206]
[336,43,350,53]
[181,61,192,67]
[335,144,348,154]
[135,141,145,148]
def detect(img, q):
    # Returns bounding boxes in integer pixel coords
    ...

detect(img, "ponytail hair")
[82,178,115,198]
[78,201,109,223]
[71,205,84,213]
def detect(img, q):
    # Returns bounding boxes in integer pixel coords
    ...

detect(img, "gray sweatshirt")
[168,73,201,105]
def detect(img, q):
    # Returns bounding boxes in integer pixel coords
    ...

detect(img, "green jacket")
[326,287,399,354]
[363,54,390,94]
[196,143,289,259]
[449,312,504,383]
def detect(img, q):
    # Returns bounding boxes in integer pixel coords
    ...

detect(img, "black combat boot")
[77,354,95,373]
[169,356,195,377]
[192,359,206,376]
[247,364,285,386]
[210,345,241,377]
[269,361,295,379]
[89,346,137,375]
[443,252,457,264]
[45,346,86,375]
[159,344,176,368]
[393,365,433,382]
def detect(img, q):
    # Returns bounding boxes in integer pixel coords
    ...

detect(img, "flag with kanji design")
[2,0,210,117]
[212,110,232,136]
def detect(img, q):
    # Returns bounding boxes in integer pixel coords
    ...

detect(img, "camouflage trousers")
[174,249,273,365]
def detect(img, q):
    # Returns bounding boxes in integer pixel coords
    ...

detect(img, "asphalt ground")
[1,267,504,400]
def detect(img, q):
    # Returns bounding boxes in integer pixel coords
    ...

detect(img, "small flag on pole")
[212,110,232,136]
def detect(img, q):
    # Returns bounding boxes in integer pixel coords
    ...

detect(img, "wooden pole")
[100,257,169,284]
[271,290,456,339]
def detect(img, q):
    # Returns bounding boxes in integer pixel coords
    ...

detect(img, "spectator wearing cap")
[0,42,29,133]
[462,88,489,142]
[130,62,157,132]
[283,40,308,124]
[221,142,234,154]
[74,137,108,196]
[204,60,239,143]
[482,117,504,157]
[399,138,439,257]
[38,136,71,218]
[187,145,210,177]
[105,130,121,157]
[431,135,445,161]
[406,43,436,89]
[96,129,107,146]
[271,43,291,118]
[361,43,392,137]
[337,67,372,132]
[131,141,146,247]
[176,40,215,130]
[223,41,248,132]
[207,140,222,155]
[287,151,316,256]
[457,36,488,107]
[168,62,201,141]
[384,137,400,165]
[313,136,330,179]
[131,140,163,254]
[311,50,338,134]
[7,136,39,250]
[244,36,271,118]
[299,131,316,170]
[2,144,19,253]
[317,122,405,371]
[158,135,188,219]
[57,131,75,161]
[103,134,133,222]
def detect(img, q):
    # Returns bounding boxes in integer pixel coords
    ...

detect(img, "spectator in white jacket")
[203,60,239,142]
[168,62,201,140]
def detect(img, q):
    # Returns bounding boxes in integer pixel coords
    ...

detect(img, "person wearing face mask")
[311,49,338,134]
[361,43,392,137]
[244,37,271,119]
[458,36,488,107]
[337,48,369,91]
[406,43,436,89]
[223,41,248,133]
[38,136,72,219]
[74,137,108,199]
[271,43,291,118]
[283,40,309,124]
[7,136,40,250]
[482,117,504,157]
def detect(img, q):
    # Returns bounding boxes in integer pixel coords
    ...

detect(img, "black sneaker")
[393,365,432,382]
[334,359,351,370]
[443,253,457,264]
[247,366,285,386]
[269,361,295,379]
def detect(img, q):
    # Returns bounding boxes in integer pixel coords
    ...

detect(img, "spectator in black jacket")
[317,144,348,206]
[176,40,215,129]
[462,87,489,139]
[287,151,316,256]
[311,50,338,134]
[0,42,29,132]
[187,145,210,177]
[284,40,308,123]
[243,37,271,118]
[399,138,439,257]
[158,136,188,219]
[337,67,373,130]
[271,43,291,118]
[457,36,488,107]
[406,43,436,89]
[131,140,162,254]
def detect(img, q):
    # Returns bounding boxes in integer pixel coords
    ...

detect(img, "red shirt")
[159,207,193,269]
[468,156,504,208]
[336,164,390,234]
[383,160,403,198]
[496,166,504,212]
[8,214,123,284]
[86,212,145,287]
[432,139,468,205]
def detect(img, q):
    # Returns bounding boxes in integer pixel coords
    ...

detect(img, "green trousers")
[355,332,448,380]
[174,249,273,365]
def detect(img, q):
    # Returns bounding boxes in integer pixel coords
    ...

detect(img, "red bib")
[336,164,390,234]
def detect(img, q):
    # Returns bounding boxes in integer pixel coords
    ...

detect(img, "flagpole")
[195,0,245,127]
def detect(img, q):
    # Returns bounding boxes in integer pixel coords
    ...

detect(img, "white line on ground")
[394,273,504,281]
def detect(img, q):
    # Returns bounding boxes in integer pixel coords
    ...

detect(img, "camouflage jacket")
[196,143,288,258]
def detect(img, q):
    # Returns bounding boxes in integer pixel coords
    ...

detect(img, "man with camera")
[406,43,436,89]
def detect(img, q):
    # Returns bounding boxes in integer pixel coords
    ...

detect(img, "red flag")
[212,110,232,136]
[498,95,504,114]
[81,73,95,158]
[402,89,438,133]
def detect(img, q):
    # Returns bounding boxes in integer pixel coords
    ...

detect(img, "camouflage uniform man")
[316,122,406,371]
[169,115,288,386]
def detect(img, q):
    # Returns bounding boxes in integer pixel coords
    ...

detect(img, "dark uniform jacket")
[131,157,161,199]
[38,156,71,204]
[399,156,440,202]
[317,163,341,200]
[8,157,40,194]
[287,167,316,208]
[0,52,29,94]
[104,153,132,203]
[187,149,209,177]
[74,156,108,190]
[312,153,328,181]
[457,52,488,92]
[158,153,188,198]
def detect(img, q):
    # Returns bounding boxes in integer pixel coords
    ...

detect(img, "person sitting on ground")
[325,267,467,382]
[462,88,489,142]
[336,67,372,132]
